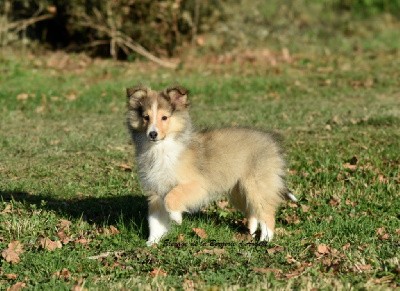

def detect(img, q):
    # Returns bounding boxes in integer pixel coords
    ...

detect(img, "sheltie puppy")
[126,85,297,246]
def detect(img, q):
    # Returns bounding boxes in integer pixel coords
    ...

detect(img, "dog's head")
[126,85,190,142]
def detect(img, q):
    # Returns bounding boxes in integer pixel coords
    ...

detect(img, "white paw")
[146,238,158,247]
[147,212,170,246]
[260,222,274,242]
[248,217,258,237]
[169,211,182,225]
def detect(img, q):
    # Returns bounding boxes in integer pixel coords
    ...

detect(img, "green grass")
[1,12,400,290]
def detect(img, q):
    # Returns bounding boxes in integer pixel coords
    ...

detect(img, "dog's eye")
[143,115,150,121]
[162,116,168,121]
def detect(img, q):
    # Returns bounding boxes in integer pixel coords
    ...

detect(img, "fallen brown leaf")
[39,237,62,251]
[2,241,24,264]
[267,245,284,255]
[53,268,71,280]
[87,251,125,260]
[58,219,71,230]
[109,225,120,235]
[16,93,29,101]
[317,244,330,254]
[150,268,167,277]
[1,204,12,214]
[57,231,71,244]
[376,227,390,240]
[354,263,372,272]
[285,262,312,279]
[118,163,132,172]
[192,228,207,239]
[183,279,195,291]
[284,214,300,224]
[253,267,282,276]
[301,204,310,212]
[7,282,26,291]
[286,254,297,264]
[342,243,351,250]
[74,238,90,245]
[66,93,78,101]
[329,198,340,206]
[177,234,185,242]
[5,273,18,280]
[196,248,226,256]
[343,163,357,171]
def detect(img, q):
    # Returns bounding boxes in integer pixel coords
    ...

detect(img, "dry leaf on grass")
[38,237,62,251]
[253,267,282,276]
[118,163,132,171]
[177,234,185,242]
[192,228,207,239]
[301,204,310,212]
[16,93,29,101]
[376,227,390,240]
[109,225,120,235]
[284,214,300,224]
[183,279,195,291]
[317,244,330,255]
[354,263,372,272]
[53,268,71,280]
[285,254,297,264]
[65,93,78,101]
[74,238,90,245]
[57,231,71,244]
[342,243,351,251]
[150,268,167,277]
[285,262,312,279]
[71,278,86,291]
[1,204,13,214]
[58,219,71,230]
[2,241,24,264]
[87,251,125,260]
[5,273,18,280]
[195,248,226,256]
[267,245,284,255]
[7,282,26,291]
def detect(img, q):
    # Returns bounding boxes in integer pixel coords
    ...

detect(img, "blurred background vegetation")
[1,0,399,62]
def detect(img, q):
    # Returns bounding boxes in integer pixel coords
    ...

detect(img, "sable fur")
[126,85,296,246]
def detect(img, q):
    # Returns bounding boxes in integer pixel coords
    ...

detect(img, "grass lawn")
[1,11,400,290]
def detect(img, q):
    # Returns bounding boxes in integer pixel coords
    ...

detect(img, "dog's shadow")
[0,191,251,241]
[0,190,148,238]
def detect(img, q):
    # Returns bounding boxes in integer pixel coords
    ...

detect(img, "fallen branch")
[87,251,125,260]
[0,14,54,34]
[76,14,178,69]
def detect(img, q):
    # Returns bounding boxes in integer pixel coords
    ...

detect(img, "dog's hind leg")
[147,195,171,246]
[229,183,258,237]
[241,176,283,242]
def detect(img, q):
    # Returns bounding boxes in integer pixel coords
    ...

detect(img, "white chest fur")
[137,137,185,196]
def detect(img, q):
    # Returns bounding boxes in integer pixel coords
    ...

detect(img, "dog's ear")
[165,86,189,110]
[126,86,148,109]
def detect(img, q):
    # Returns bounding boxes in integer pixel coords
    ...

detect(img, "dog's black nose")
[149,131,158,140]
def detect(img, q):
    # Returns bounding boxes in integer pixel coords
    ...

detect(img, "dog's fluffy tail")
[281,188,298,202]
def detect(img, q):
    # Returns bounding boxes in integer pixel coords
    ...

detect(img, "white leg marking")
[248,217,258,237]
[287,192,298,202]
[260,222,274,242]
[146,208,170,246]
[169,211,183,225]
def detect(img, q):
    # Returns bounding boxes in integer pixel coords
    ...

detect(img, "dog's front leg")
[164,182,206,224]
[146,194,171,246]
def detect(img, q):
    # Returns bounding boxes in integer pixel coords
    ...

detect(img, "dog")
[126,85,297,246]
